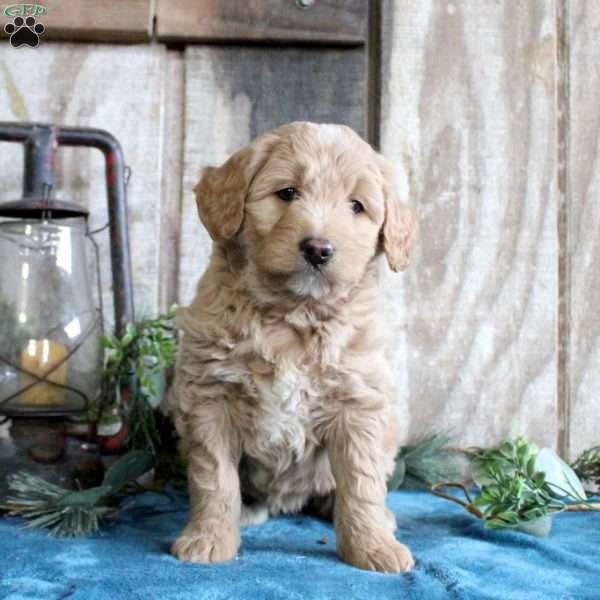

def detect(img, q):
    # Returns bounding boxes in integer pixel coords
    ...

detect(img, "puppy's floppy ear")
[194,136,274,241]
[378,157,418,272]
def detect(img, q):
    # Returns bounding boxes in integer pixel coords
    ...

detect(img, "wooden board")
[177,45,367,305]
[380,1,559,448]
[156,0,367,45]
[567,0,600,459]
[0,43,168,327]
[0,1,151,42]
[158,50,185,314]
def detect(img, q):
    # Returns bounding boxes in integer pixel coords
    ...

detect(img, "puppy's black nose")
[299,237,335,266]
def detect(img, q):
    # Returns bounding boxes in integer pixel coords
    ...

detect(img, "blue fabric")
[0,489,598,600]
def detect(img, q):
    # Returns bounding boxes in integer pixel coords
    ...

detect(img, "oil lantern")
[0,122,134,427]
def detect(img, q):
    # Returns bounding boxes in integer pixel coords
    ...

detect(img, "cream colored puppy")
[171,122,417,572]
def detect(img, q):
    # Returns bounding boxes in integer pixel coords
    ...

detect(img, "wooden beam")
[156,0,367,45]
[1,1,152,43]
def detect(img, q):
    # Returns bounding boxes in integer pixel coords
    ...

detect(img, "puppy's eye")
[350,199,365,214]
[276,187,298,202]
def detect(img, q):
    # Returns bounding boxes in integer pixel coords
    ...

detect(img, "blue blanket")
[0,489,598,600]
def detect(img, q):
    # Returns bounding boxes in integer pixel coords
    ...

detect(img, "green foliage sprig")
[470,438,564,532]
[432,436,599,537]
[101,305,178,453]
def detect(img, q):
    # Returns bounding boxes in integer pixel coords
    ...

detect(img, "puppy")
[171,122,417,572]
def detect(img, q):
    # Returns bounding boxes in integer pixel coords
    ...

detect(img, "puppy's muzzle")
[299,237,335,267]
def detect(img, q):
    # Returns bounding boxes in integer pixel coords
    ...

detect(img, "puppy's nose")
[299,237,335,266]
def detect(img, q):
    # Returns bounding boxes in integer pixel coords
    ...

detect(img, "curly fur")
[170,122,417,572]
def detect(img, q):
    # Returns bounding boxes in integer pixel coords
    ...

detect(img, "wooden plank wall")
[567,1,600,459]
[380,1,559,449]
[0,1,598,453]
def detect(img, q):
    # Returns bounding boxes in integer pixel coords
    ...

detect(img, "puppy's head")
[195,122,417,299]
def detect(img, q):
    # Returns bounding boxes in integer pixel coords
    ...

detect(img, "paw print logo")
[5,15,45,48]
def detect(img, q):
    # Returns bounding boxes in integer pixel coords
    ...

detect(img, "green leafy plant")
[2,451,155,537]
[470,438,563,534]
[100,305,178,454]
[388,433,463,490]
[432,436,598,537]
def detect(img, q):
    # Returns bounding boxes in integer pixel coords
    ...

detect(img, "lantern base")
[0,417,105,496]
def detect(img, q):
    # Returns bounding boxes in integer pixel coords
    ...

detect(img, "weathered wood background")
[0,1,597,457]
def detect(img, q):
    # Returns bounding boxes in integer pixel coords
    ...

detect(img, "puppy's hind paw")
[171,521,240,563]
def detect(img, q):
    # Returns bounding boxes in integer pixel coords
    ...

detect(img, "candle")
[20,339,67,406]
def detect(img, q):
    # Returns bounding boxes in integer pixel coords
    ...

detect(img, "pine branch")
[389,433,463,490]
[572,446,600,489]
[1,451,154,537]
[2,472,114,537]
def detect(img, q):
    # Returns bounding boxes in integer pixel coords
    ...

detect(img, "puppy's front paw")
[171,520,240,563]
[338,529,415,573]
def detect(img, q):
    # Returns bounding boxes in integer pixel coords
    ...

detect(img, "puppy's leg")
[327,409,414,573]
[172,396,241,563]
